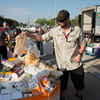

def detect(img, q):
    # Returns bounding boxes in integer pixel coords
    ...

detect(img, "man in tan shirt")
[22,10,86,100]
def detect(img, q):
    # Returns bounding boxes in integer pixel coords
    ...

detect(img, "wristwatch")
[79,53,83,57]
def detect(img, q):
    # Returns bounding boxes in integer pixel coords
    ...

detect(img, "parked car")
[20,26,25,31]
[26,26,37,32]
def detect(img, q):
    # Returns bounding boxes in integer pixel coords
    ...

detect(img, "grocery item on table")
[39,62,63,79]
[12,67,24,80]
[1,67,11,72]
[0,72,12,82]
[13,78,30,93]
[23,93,33,98]
[28,78,43,96]
[25,53,40,67]
[1,59,15,69]
[40,75,50,88]
[25,63,51,77]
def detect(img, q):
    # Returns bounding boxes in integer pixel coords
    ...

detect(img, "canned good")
[1,67,11,72]
[1,59,15,68]
[12,67,24,80]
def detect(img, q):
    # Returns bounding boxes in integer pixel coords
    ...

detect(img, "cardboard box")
[86,46,94,53]
[18,82,60,100]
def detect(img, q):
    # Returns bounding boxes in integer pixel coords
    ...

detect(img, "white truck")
[79,5,100,43]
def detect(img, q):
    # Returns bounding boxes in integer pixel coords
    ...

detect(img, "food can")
[12,67,24,80]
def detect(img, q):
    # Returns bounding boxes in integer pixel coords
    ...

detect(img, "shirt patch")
[70,35,75,37]
[56,34,63,37]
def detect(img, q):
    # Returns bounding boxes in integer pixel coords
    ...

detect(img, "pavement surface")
[41,53,100,100]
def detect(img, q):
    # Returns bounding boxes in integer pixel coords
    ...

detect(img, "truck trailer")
[79,5,100,43]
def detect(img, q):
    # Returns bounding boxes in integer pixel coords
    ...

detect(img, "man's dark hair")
[7,24,12,27]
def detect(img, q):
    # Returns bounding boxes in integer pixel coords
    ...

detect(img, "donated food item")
[13,78,30,93]
[0,72,12,82]
[25,53,40,67]
[12,67,24,80]
[10,58,23,65]
[48,76,55,83]
[25,64,40,75]
[28,78,43,96]
[25,64,51,77]
[21,72,31,78]
[11,88,23,100]
[37,69,51,78]
[41,86,49,94]
[12,63,24,72]
[13,81,26,93]
[14,34,27,56]
[1,67,11,72]
[1,59,15,68]
[40,75,50,88]
[24,50,27,55]
[40,75,53,94]
[23,93,33,98]
[39,62,63,79]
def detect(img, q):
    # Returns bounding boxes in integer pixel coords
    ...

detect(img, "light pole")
[33,15,36,25]
[55,0,57,27]
[28,17,30,26]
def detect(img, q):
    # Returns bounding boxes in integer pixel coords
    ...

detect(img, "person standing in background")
[0,23,11,59]
[3,22,9,32]
[3,22,11,42]
[7,24,18,46]
[36,26,44,55]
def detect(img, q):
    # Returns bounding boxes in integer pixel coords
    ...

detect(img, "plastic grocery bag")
[25,38,40,57]
[14,34,40,57]
[14,34,27,56]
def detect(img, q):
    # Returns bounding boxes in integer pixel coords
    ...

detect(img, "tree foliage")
[0,15,79,27]
[48,18,56,26]
[19,22,27,26]
[35,16,78,26]
[35,18,48,26]
[70,15,78,26]
[0,16,19,26]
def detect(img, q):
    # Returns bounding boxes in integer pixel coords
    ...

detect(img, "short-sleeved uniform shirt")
[42,24,86,71]
[8,28,17,41]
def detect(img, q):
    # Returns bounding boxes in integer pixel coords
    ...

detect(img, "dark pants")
[60,65,84,90]
[0,45,7,59]
[36,42,43,55]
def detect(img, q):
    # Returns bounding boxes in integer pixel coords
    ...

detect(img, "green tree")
[0,16,19,26]
[70,15,78,26]
[0,16,4,21]
[19,22,27,26]
[35,18,48,26]
[48,18,55,26]
[13,20,19,26]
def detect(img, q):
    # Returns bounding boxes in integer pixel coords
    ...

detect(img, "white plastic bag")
[25,38,40,57]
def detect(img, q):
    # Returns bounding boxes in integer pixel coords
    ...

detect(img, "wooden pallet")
[84,51,94,56]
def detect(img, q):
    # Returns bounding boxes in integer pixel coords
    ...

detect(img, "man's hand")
[74,54,81,63]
